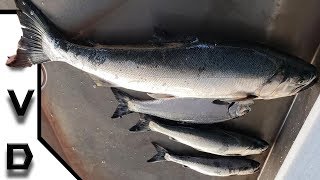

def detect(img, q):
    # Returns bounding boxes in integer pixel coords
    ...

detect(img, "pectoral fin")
[147,93,175,99]
[230,94,258,101]
[217,94,258,102]
[238,94,258,101]
[212,100,230,105]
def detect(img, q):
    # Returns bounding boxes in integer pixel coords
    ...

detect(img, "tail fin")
[7,0,55,67]
[111,88,137,118]
[129,114,151,132]
[147,142,168,163]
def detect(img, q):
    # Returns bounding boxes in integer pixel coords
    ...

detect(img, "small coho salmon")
[131,115,269,156]
[148,142,260,176]
[8,0,318,100]
[111,88,252,123]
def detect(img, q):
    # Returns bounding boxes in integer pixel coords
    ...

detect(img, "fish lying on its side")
[8,0,318,101]
[148,142,260,176]
[131,115,268,156]
[111,88,252,123]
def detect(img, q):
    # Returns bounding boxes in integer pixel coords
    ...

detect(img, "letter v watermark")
[8,90,34,116]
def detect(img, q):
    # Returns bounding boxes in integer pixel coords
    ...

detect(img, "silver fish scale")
[103,45,275,97]
[104,45,277,78]
[166,154,258,176]
[148,120,267,156]
[130,98,238,123]
[48,35,314,98]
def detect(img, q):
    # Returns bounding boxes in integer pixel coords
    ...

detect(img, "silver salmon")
[111,88,252,123]
[131,115,269,156]
[8,0,318,100]
[148,142,260,176]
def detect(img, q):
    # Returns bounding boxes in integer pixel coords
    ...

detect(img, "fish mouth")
[297,76,318,93]
[251,161,261,173]
[295,65,319,93]
[254,167,260,173]
[247,139,269,155]
[259,140,269,152]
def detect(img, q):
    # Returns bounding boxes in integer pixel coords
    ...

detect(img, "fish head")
[238,160,260,175]
[250,161,261,173]
[248,139,269,155]
[276,61,318,97]
[260,60,318,99]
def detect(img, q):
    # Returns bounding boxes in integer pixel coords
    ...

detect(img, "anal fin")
[87,73,118,87]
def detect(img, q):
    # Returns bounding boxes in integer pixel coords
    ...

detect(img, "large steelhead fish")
[111,88,252,123]
[131,115,269,156]
[148,142,260,176]
[8,0,318,100]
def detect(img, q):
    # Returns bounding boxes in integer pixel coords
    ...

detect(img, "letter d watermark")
[7,144,33,170]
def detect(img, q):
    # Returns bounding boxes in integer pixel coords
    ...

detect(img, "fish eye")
[298,77,310,84]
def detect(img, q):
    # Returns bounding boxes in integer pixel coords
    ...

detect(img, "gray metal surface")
[276,94,320,179]
[42,62,280,180]
[0,0,15,9]
[2,0,320,179]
